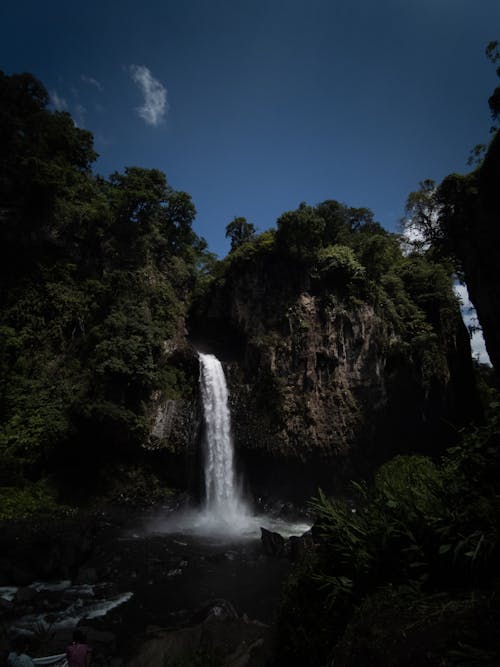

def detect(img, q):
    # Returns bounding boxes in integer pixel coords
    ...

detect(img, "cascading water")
[146,352,311,538]
[198,352,248,525]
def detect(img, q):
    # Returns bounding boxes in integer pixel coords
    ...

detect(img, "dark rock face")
[144,345,204,493]
[260,528,286,557]
[147,346,201,454]
[444,133,500,374]
[261,527,316,561]
[127,608,272,667]
[190,251,479,494]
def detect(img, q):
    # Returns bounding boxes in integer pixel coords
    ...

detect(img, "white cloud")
[81,74,103,91]
[453,283,491,365]
[129,65,168,126]
[50,90,68,111]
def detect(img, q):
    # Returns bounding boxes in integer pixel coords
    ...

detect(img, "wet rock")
[75,567,98,585]
[8,567,32,587]
[197,257,479,497]
[206,599,239,621]
[14,587,37,604]
[127,607,271,667]
[0,597,13,624]
[82,626,117,652]
[260,528,285,557]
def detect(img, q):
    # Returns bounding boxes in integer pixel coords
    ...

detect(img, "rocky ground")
[0,500,311,665]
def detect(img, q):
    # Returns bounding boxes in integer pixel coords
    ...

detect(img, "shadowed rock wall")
[189,250,479,496]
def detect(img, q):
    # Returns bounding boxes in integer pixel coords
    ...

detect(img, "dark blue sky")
[1,0,499,257]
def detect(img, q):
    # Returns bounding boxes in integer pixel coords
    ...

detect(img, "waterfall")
[199,352,247,523]
[149,351,311,538]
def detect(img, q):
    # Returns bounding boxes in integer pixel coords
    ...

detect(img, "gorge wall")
[439,133,500,375]
[184,241,480,497]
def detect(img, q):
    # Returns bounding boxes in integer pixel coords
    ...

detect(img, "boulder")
[260,528,285,557]
[127,607,271,667]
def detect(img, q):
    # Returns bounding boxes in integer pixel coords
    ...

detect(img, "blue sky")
[1,0,499,260]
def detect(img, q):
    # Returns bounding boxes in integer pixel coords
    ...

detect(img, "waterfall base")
[146,506,311,541]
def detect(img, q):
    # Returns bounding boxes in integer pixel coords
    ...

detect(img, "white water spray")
[199,352,248,525]
[145,352,311,539]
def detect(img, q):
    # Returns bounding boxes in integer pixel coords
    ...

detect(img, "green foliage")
[0,70,96,254]
[102,464,176,507]
[225,228,276,265]
[225,216,256,251]
[400,50,500,378]
[197,195,459,399]
[352,228,402,279]
[278,408,500,664]
[315,200,376,245]
[314,244,366,286]
[401,178,451,260]
[0,71,210,483]
[276,203,325,260]
[0,482,75,522]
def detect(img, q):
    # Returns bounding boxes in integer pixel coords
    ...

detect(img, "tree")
[315,200,376,246]
[402,179,445,253]
[276,203,325,260]
[0,70,97,259]
[225,216,256,251]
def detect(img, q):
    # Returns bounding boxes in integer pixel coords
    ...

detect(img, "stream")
[2,501,311,664]
[2,352,312,663]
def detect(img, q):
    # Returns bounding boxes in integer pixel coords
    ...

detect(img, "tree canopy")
[0,71,209,483]
[225,216,256,251]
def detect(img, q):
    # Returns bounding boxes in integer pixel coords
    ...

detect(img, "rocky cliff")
[189,235,480,495]
[439,132,500,375]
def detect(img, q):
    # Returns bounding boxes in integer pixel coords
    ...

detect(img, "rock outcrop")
[128,600,272,667]
[190,246,480,495]
[440,132,500,374]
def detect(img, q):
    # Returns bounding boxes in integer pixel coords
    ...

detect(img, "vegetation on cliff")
[402,41,500,374]
[1,68,484,503]
[201,193,466,373]
[1,46,499,665]
[274,45,500,666]
[191,192,477,468]
[0,70,209,503]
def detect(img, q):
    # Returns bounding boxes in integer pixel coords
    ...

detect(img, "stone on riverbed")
[127,600,271,667]
[260,527,315,560]
[260,528,286,557]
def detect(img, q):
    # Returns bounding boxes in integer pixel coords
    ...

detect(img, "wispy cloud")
[50,90,68,111]
[129,65,168,126]
[81,74,103,91]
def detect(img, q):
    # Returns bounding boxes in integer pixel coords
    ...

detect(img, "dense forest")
[0,69,213,506]
[1,42,499,665]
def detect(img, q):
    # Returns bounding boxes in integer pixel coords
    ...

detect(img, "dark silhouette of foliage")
[276,203,326,260]
[225,216,256,251]
[277,405,500,665]
[0,71,209,491]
